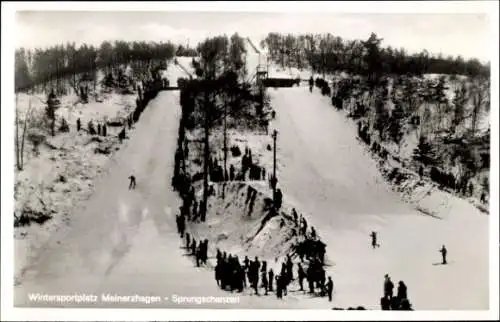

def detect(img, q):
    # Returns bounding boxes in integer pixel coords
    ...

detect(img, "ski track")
[270,87,489,310]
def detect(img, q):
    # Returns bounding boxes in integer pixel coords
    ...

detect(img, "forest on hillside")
[261,32,490,206]
[260,32,490,78]
[14,41,201,93]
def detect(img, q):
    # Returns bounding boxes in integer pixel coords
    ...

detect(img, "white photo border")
[2,1,498,321]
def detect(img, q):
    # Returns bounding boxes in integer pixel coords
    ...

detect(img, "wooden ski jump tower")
[246,37,268,88]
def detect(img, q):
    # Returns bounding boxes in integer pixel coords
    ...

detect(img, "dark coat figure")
[302,218,308,236]
[128,175,136,189]
[261,271,268,295]
[307,265,315,293]
[390,297,401,310]
[318,267,326,296]
[370,231,379,248]
[179,215,185,238]
[192,200,198,220]
[268,268,274,292]
[97,123,101,136]
[279,274,288,296]
[380,296,391,310]
[384,275,394,299]
[229,164,235,181]
[191,239,196,256]
[88,121,96,135]
[397,281,407,300]
[480,191,487,204]
[216,248,222,263]
[244,256,250,271]
[292,208,298,225]
[440,245,447,264]
[298,263,306,291]
[274,188,283,210]
[175,214,181,235]
[196,241,202,267]
[326,276,334,301]
[215,262,223,287]
[76,118,81,131]
[185,233,191,250]
[102,124,107,136]
[118,127,126,142]
[202,239,209,264]
[261,167,266,180]
[280,263,287,284]
[310,226,317,239]
[286,255,294,282]
[276,275,282,299]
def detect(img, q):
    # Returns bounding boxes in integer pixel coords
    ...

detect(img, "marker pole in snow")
[272,130,278,196]
[222,100,227,199]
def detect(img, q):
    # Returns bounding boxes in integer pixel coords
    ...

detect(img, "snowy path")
[13,90,332,310]
[14,91,235,308]
[270,87,489,310]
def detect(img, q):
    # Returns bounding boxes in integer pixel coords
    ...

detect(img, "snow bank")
[187,181,300,264]
[14,88,137,281]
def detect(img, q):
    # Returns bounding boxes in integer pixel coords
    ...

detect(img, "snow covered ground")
[268,87,489,309]
[12,45,491,312]
[14,89,137,282]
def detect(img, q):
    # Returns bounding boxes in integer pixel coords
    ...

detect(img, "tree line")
[14,40,202,92]
[177,32,266,221]
[261,32,489,78]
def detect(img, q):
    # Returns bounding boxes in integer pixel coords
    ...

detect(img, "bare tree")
[15,94,33,171]
[470,77,489,137]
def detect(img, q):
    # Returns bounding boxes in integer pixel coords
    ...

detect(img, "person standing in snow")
[276,275,282,299]
[191,239,196,256]
[179,215,185,238]
[76,118,81,131]
[307,270,315,294]
[370,231,379,249]
[302,218,308,236]
[384,274,394,299]
[175,214,181,235]
[261,269,268,295]
[128,174,136,189]
[292,208,298,226]
[185,233,191,250]
[298,263,306,291]
[268,268,274,292]
[310,226,317,239]
[326,276,334,302]
[286,254,294,282]
[439,245,448,265]
[397,281,407,300]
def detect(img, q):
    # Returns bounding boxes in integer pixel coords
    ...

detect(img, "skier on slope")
[370,231,379,249]
[439,245,448,265]
[128,174,136,190]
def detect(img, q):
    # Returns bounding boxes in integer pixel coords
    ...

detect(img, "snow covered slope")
[268,87,489,309]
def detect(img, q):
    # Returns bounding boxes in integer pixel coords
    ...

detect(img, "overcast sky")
[15,11,492,62]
